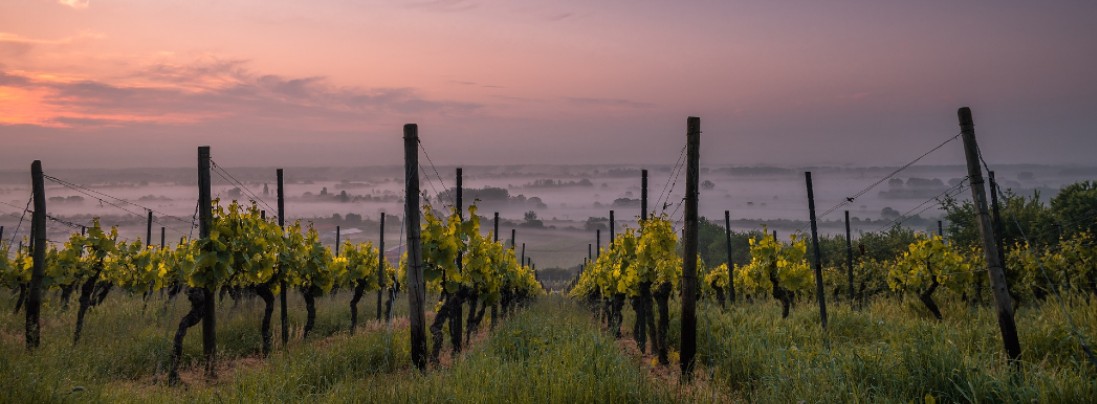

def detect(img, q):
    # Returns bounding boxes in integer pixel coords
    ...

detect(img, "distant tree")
[521,211,544,228]
[585,216,608,231]
[345,213,363,225]
[1050,180,1097,238]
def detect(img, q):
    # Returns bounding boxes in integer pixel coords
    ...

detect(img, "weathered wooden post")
[198,146,216,378]
[377,212,385,321]
[454,168,467,350]
[26,160,46,350]
[146,210,153,248]
[805,171,828,329]
[161,227,166,249]
[680,116,700,378]
[335,226,341,256]
[404,124,428,371]
[989,171,1008,283]
[725,210,735,304]
[845,210,855,306]
[596,229,601,257]
[609,210,615,243]
[637,169,657,352]
[958,107,1021,364]
[277,168,288,346]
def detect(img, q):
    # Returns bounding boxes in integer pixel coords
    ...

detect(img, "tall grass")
[3,289,1095,403]
[663,294,1097,403]
[1,291,685,403]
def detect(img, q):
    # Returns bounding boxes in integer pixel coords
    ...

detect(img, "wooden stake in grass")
[680,116,700,378]
[277,168,289,346]
[805,171,828,330]
[404,124,428,371]
[725,210,735,304]
[26,160,46,350]
[845,210,854,307]
[198,146,216,379]
[376,212,385,322]
[958,107,1021,365]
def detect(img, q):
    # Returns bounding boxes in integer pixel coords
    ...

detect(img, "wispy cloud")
[57,0,90,10]
[406,0,478,13]
[564,97,654,109]
[0,31,104,57]
[0,57,480,129]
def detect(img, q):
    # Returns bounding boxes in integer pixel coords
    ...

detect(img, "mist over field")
[3,162,1093,269]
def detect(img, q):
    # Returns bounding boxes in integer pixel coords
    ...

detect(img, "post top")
[958,107,974,126]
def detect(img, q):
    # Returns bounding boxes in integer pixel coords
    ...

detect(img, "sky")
[1,0,1096,170]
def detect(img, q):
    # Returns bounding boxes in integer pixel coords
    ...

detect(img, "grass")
[657,293,1097,403]
[2,288,1095,403]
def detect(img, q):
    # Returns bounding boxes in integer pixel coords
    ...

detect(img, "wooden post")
[493,212,499,242]
[680,116,700,377]
[277,168,288,346]
[609,210,615,243]
[521,243,526,266]
[958,107,1021,364]
[510,229,516,249]
[26,160,46,350]
[335,226,341,256]
[146,210,153,248]
[725,210,735,303]
[198,146,216,377]
[988,171,1008,277]
[845,210,855,306]
[161,227,166,249]
[938,220,944,237]
[596,229,601,257]
[377,212,385,321]
[588,243,592,261]
[404,123,428,371]
[454,167,464,349]
[805,171,829,329]
[0,226,4,244]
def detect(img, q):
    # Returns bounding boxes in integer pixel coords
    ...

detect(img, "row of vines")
[0,199,543,384]
[570,216,1097,362]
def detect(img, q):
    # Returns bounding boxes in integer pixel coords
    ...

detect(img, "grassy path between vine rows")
[0,292,707,403]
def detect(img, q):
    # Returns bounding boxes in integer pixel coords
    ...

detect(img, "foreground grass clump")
[1,292,681,403]
[667,295,1097,403]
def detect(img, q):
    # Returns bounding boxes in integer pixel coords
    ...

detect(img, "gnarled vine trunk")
[168,288,206,386]
[768,265,792,318]
[919,277,943,320]
[610,293,625,338]
[302,286,320,338]
[256,285,275,356]
[653,282,671,365]
[349,280,366,334]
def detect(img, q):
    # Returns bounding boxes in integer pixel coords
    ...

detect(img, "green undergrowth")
[1,292,685,403]
[650,294,1097,403]
[5,289,1095,403]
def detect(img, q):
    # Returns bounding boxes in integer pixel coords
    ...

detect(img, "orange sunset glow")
[1,0,1096,168]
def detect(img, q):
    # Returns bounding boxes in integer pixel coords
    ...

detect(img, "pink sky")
[1,0,1096,169]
